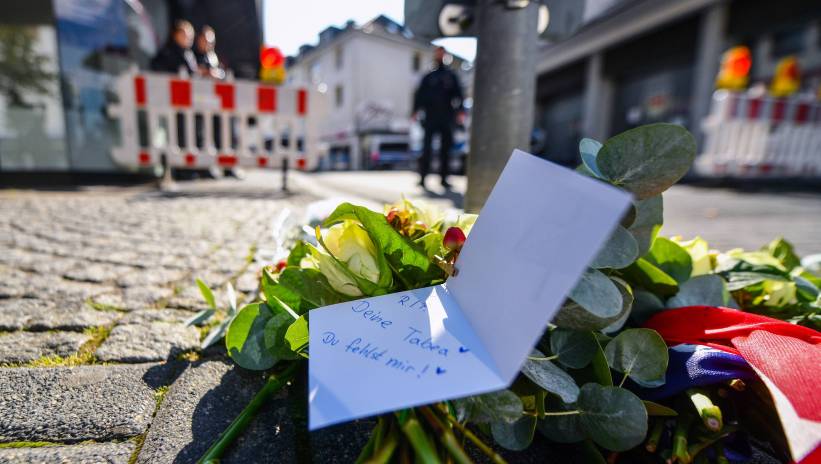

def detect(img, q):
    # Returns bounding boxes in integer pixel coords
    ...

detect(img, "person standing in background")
[194,25,226,80]
[150,20,197,74]
[412,46,465,189]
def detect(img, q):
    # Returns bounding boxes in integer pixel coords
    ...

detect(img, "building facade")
[0,0,261,175]
[534,0,821,166]
[286,15,471,170]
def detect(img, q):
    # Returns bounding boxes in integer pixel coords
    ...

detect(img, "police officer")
[412,47,464,189]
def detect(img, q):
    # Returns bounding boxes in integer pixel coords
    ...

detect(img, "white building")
[286,15,471,170]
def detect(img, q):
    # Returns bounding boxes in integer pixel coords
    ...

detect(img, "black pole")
[281,158,289,192]
[465,0,540,212]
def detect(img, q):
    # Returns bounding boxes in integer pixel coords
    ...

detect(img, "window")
[334,45,343,69]
[412,52,421,72]
[772,26,807,58]
[335,84,343,107]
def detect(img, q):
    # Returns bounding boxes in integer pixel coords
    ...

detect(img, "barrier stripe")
[257,157,268,167]
[138,151,151,165]
[796,103,809,124]
[134,76,146,106]
[185,153,196,166]
[298,89,307,115]
[217,154,237,167]
[170,80,192,107]
[258,86,277,112]
[215,83,235,110]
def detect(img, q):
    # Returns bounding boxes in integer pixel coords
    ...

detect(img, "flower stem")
[196,362,299,464]
[418,407,474,464]
[541,410,581,416]
[527,355,559,361]
[436,405,507,464]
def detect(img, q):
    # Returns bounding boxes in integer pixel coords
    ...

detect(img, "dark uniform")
[413,65,464,185]
[150,42,198,74]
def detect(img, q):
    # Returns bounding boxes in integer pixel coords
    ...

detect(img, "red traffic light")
[260,46,284,69]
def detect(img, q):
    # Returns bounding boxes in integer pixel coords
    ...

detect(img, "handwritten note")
[309,150,632,429]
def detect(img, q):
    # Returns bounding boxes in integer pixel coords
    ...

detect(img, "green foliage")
[604,329,668,387]
[667,274,730,308]
[577,384,648,451]
[285,315,309,356]
[491,416,537,451]
[628,195,663,257]
[590,226,639,270]
[596,123,696,200]
[196,278,217,310]
[522,349,580,403]
[623,258,679,297]
[644,237,693,283]
[568,268,623,319]
[225,303,278,370]
[549,329,598,369]
[579,138,604,179]
[453,390,523,425]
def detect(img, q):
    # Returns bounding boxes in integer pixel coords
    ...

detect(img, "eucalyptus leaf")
[554,277,632,331]
[667,275,729,308]
[225,303,277,370]
[522,349,580,403]
[629,290,666,325]
[628,195,663,256]
[537,397,585,443]
[604,328,668,386]
[578,384,648,451]
[590,226,639,270]
[645,237,692,283]
[196,278,217,310]
[491,415,537,451]
[590,339,613,387]
[550,329,598,369]
[596,123,696,200]
[568,268,623,318]
[452,390,523,424]
[579,138,605,179]
[602,277,634,334]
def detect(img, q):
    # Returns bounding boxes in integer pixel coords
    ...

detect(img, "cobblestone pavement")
[0,180,370,463]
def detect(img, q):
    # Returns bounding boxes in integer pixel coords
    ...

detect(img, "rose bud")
[443,227,466,250]
[276,260,287,272]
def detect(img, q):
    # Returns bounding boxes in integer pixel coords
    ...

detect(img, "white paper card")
[309,150,632,429]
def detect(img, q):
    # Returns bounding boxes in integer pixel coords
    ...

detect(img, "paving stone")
[0,299,119,332]
[121,286,174,310]
[235,271,259,294]
[95,322,199,363]
[116,269,186,288]
[63,263,133,284]
[0,441,134,464]
[0,363,173,442]
[119,308,194,325]
[137,360,372,464]
[0,331,89,364]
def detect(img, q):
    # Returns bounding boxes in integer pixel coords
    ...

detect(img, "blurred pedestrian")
[412,46,464,189]
[150,20,197,74]
[195,25,226,80]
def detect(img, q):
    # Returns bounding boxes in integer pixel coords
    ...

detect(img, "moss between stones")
[127,385,171,464]
[0,324,112,368]
[0,441,60,449]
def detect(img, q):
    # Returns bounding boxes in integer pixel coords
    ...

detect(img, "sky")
[263,0,478,62]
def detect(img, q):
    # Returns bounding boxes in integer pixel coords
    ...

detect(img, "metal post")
[465,0,540,212]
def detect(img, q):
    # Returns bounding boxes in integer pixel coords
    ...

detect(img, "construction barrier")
[108,67,323,173]
[697,90,821,178]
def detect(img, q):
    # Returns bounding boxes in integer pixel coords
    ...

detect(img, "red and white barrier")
[697,90,821,178]
[108,67,324,172]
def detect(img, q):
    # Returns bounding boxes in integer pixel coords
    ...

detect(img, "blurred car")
[364,134,415,169]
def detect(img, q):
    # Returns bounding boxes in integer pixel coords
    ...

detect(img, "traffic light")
[770,56,800,98]
[260,46,286,84]
[715,46,751,91]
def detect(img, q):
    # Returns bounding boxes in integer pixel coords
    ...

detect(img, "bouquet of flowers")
[193,124,820,463]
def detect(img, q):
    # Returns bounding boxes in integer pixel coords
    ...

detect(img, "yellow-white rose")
[312,220,386,296]
[672,236,712,277]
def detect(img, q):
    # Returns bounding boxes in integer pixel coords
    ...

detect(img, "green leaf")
[628,195,663,256]
[184,308,215,327]
[629,290,666,325]
[602,278,634,334]
[225,303,277,370]
[263,311,300,361]
[196,278,217,310]
[722,270,788,291]
[623,258,679,297]
[287,240,310,266]
[596,123,696,200]
[324,203,444,287]
[579,138,604,179]
[285,315,309,355]
[604,328,668,387]
[590,339,613,387]
[262,269,303,313]
[643,400,678,416]
[550,329,598,369]
[277,267,346,311]
[578,384,648,451]
[766,237,801,271]
[491,415,537,451]
[667,275,729,308]
[645,237,692,283]
[201,319,230,349]
[554,277,632,331]
[537,397,585,443]
[453,390,523,424]
[522,349,580,403]
[568,268,623,318]
[590,226,639,270]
